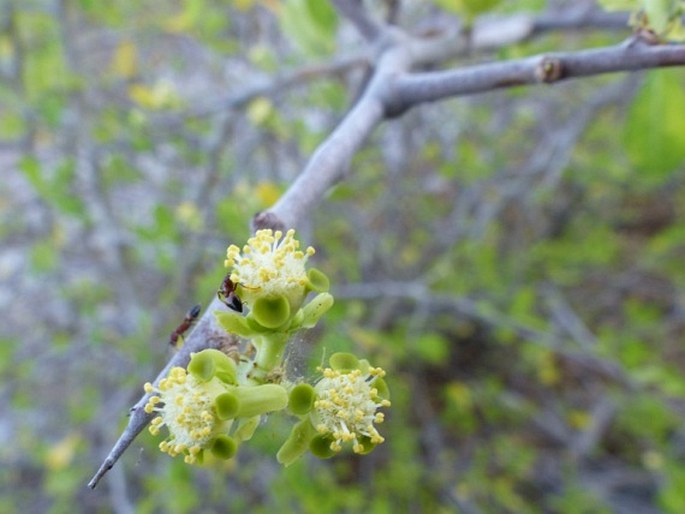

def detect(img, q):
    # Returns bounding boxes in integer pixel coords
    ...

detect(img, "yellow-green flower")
[312,365,390,454]
[144,367,230,464]
[277,357,390,466]
[224,229,315,312]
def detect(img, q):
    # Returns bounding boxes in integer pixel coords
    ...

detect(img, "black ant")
[217,274,244,312]
[169,303,201,347]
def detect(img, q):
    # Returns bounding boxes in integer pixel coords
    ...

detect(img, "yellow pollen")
[313,365,390,453]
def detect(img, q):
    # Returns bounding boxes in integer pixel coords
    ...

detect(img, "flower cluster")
[276,352,390,466]
[145,229,391,467]
[144,349,286,464]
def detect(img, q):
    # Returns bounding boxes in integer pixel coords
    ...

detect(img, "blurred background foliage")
[2,0,685,512]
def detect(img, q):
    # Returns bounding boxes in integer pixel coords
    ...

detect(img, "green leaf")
[660,464,685,512]
[0,111,26,138]
[279,0,338,56]
[434,0,502,19]
[624,69,685,182]
[305,0,337,33]
[52,195,86,217]
[413,333,449,365]
[31,239,58,272]
[154,204,176,238]
[19,156,48,196]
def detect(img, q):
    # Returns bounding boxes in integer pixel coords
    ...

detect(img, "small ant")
[217,274,244,312]
[169,303,201,347]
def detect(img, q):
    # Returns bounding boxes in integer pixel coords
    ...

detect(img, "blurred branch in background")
[3,0,685,512]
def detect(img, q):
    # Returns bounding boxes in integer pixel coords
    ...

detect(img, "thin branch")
[407,9,629,66]
[332,0,383,41]
[570,396,617,459]
[532,9,628,33]
[389,40,685,114]
[162,9,629,127]
[264,92,385,229]
[334,280,637,389]
[88,298,236,489]
[181,54,368,119]
[265,39,685,227]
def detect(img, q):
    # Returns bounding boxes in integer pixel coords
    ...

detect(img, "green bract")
[277,418,317,467]
[232,384,288,417]
[309,434,336,459]
[288,383,316,415]
[215,392,240,420]
[188,349,237,384]
[252,294,291,329]
[214,311,254,337]
[234,416,260,442]
[211,435,237,460]
[306,267,330,293]
[329,352,358,371]
[299,292,334,329]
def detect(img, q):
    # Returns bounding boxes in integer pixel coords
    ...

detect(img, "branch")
[331,0,383,41]
[264,39,685,226]
[532,9,628,33]
[167,10,629,124]
[88,298,237,489]
[334,281,637,389]
[405,9,629,66]
[388,40,685,114]
[182,54,368,119]
[264,93,385,229]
